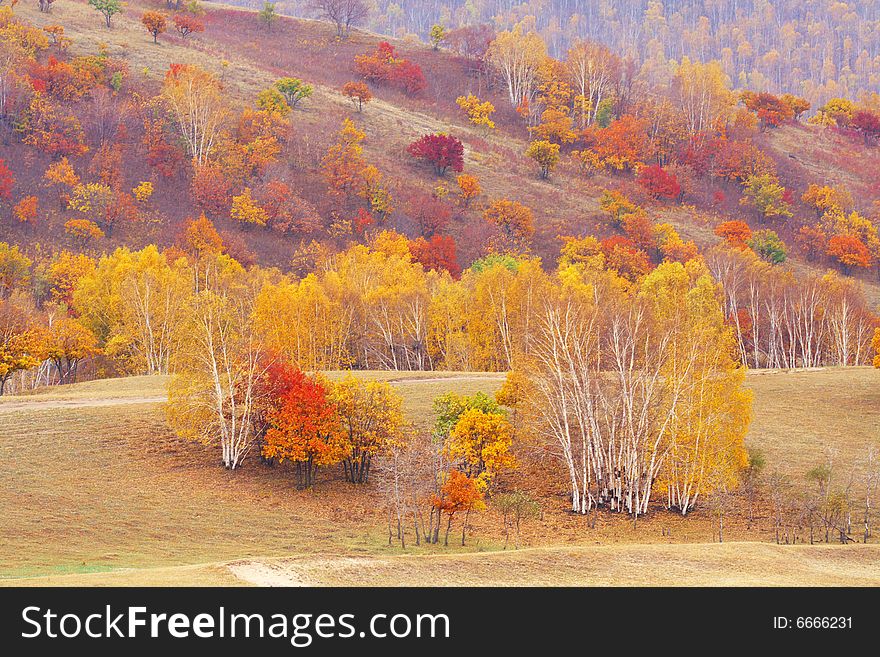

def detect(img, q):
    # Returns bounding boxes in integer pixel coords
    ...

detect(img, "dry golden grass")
[1,367,878,585]
[745,367,880,483]
[0,373,506,582]
[1,563,246,587]
[225,542,880,586]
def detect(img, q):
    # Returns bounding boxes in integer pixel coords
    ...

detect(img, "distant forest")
[258,0,880,106]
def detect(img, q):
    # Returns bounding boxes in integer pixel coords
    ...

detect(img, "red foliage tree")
[680,135,768,183]
[742,91,794,130]
[256,181,321,234]
[409,234,461,278]
[143,118,184,178]
[354,42,427,96]
[712,138,768,182]
[354,41,394,79]
[353,207,374,235]
[173,14,205,39]
[621,211,656,253]
[795,225,827,261]
[852,110,880,145]
[252,359,304,446]
[637,164,681,200]
[406,192,452,236]
[445,24,494,71]
[191,162,231,216]
[600,235,652,281]
[394,60,427,95]
[262,370,347,489]
[407,134,464,176]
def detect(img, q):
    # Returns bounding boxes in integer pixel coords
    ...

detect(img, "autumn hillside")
[4,0,880,296]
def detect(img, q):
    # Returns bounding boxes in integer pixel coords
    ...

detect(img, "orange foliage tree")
[262,370,348,488]
[64,219,104,249]
[342,81,371,112]
[431,470,485,546]
[826,234,872,273]
[13,196,37,227]
[141,12,167,43]
[581,115,648,171]
[714,220,753,249]
[483,199,534,248]
[795,225,827,261]
[182,214,224,261]
[456,174,481,207]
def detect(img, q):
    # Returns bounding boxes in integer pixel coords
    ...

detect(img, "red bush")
[637,164,681,200]
[0,159,13,201]
[354,42,427,97]
[407,134,465,176]
[852,110,880,144]
[410,234,461,278]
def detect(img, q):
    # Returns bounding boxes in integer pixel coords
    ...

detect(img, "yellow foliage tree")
[230,187,268,227]
[330,375,405,483]
[455,94,495,129]
[446,407,516,489]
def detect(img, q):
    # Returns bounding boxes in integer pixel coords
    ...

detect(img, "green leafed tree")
[274,77,313,109]
[747,229,788,264]
[430,24,446,50]
[740,174,793,221]
[89,0,123,28]
[259,1,277,31]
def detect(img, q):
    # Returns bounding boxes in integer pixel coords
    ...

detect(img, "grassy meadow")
[1,367,878,586]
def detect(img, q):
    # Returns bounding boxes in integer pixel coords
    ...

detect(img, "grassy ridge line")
[4,541,880,586]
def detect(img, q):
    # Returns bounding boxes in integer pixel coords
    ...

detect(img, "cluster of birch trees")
[519,258,751,516]
[707,246,877,369]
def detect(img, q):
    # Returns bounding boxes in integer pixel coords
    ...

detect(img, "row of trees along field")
[2,225,878,391]
[6,228,880,544]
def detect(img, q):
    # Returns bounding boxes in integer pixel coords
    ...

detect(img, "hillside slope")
[7,0,880,297]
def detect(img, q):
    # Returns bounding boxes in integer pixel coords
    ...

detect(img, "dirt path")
[226,560,314,587]
[0,396,167,413]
